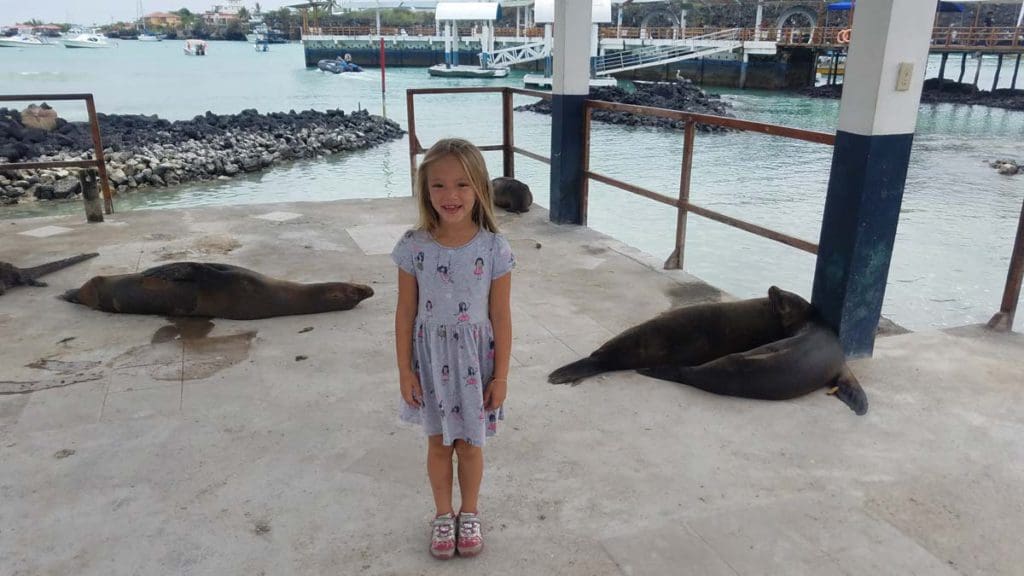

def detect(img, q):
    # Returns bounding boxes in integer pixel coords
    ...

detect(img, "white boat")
[0,34,54,48]
[62,33,114,48]
[138,32,162,42]
[184,39,208,56]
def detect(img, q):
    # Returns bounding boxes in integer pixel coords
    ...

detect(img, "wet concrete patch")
[182,331,257,380]
[155,234,242,261]
[663,281,725,306]
[112,319,256,382]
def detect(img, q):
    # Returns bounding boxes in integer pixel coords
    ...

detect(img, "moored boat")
[62,34,114,48]
[0,34,54,48]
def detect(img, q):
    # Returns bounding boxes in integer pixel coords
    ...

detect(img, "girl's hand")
[484,378,507,411]
[400,370,423,408]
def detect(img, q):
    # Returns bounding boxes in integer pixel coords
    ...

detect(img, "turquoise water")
[2,41,1023,330]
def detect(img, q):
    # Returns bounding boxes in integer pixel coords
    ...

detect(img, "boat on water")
[138,32,163,42]
[0,34,54,48]
[62,33,114,48]
[318,56,363,74]
[427,64,508,79]
[184,39,208,56]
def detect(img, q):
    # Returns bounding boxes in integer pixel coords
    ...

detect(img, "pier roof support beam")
[548,0,593,225]
[812,0,937,358]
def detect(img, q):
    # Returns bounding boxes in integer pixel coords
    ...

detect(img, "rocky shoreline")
[516,79,736,133]
[799,79,1024,111]
[0,106,404,206]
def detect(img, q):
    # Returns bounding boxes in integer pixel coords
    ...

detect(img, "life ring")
[836,29,851,44]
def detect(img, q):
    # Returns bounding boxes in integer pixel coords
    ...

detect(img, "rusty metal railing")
[988,196,1024,332]
[405,86,551,191]
[580,100,833,269]
[0,93,114,214]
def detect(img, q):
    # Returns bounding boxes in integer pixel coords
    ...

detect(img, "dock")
[2,197,1022,574]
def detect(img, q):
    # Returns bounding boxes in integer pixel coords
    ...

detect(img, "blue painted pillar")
[812,0,937,357]
[549,0,593,224]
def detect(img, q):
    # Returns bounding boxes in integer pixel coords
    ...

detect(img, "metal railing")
[405,87,551,191]
[404,86,828,269]
[404,87,1020,331]
[580,100,833,269]
[304,24,1024,53]
[0,93,114,214]
[594,29,742,76]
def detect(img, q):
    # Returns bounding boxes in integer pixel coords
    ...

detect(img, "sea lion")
[638,319,869,415]
[491,177,533,213]
[548,286,812,384]
[0,253,98,295]
[60,261,373,320]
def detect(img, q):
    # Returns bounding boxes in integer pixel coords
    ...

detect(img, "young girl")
[392,138,514,559]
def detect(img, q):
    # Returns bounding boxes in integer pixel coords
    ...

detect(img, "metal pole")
[502,89,515,178]
[992,53,1003,91]
[406,92,417,193]
[84,95,113,214]
[1012,53,1021,89]
[665,120,695,270]
[987,195,1024,332]
[380,37,386,118]
[958,51,967,82]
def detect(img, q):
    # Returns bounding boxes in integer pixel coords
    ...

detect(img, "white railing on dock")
[482,40,550,68]
[594,28,743,76]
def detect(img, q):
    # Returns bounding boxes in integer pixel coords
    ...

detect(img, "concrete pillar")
[591,23,600,76]
[812,0,937,357]
[754,0,763,39]
[549,0,593,225]
[444,22,452,67]
[681,9,687,38]
[544,23,553,77]
[80,170,104,223]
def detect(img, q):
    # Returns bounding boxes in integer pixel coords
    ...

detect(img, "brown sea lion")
[638,319,868,415]
[0,253,98,295]
[548,286,812,384]
[491,177,533,213]
[60,261,373,319]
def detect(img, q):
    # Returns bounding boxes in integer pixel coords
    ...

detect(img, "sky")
[0,1,296,27]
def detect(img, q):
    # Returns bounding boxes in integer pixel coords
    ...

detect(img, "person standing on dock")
[392,138,515,560]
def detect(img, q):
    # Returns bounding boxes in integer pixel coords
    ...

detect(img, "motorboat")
[138,32,162,42]
[184,39,208,56]
[0,34,54,48]
[318,57,363,73]
[62,33,114,48]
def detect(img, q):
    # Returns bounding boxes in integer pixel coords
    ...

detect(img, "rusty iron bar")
[584,169,818,255]
[988,195,1024,332]
[511,146,550,165]
[84,95,113,214]
[0,92,114,215]
[586,100,836,145]
[666,120,696,270]
[502,89,515,178]
[581,105,592,226]
[406,90,419,193]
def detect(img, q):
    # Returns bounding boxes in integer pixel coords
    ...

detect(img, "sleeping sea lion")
[491,177,533,213]
[548,286,812,384]
[638,319,869,415]
[60,261,373,320]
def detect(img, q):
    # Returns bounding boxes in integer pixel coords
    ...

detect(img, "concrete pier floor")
[1,198,1022,575]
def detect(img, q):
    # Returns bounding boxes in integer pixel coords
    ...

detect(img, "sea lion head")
[767,286,814,334]
[319,282,374,310]
[60,276,102,306]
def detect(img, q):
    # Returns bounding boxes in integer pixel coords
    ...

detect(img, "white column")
[837,1,935,137]
[754,1,764,40]
[553,0,593,94]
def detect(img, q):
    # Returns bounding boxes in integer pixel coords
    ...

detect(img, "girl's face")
[427,154,477,227]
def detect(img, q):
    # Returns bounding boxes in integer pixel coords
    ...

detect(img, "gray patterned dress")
[392,228,515,447]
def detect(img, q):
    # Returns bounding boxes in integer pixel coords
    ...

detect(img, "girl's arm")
[396,268,421,407]
[486,272,512,411]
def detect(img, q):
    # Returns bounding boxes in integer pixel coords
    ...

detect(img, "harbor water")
[2,40,1022,330]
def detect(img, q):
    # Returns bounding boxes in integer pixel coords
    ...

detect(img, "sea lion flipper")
[831,366,868,416]
[548,357,605,385]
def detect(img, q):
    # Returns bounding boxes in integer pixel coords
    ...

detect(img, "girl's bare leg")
[454,440,484,513]
[427,435,455,516]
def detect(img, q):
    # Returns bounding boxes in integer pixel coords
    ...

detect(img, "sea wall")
[0,107,404,206]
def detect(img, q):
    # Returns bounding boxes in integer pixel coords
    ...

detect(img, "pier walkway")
[1,198,1022,575]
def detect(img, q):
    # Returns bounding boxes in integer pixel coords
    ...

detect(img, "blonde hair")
[415,138,500,234]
